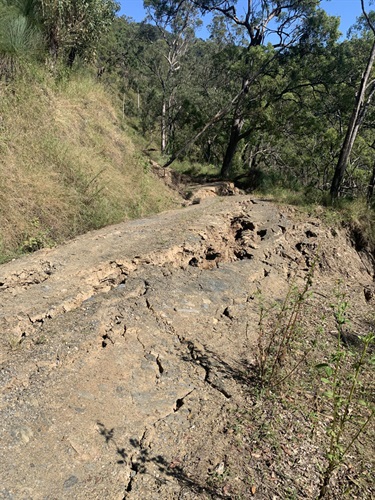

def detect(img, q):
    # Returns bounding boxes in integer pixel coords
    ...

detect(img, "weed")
[7,335,23,350]
[317,291,374,498]
[256,255,318,389]
[21,218,54,253]
[170,159,220,179]
[34,335,47,345]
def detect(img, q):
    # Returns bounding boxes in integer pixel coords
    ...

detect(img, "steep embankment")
[0,195,373,499]
[0,73,177,262]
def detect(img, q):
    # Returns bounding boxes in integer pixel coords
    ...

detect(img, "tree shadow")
[179,338,261,396]
[97,422,128,465]
[95,339,262,498]
[96,422,227,498]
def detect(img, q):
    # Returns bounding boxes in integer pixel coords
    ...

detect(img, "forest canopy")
[1,0,374,202]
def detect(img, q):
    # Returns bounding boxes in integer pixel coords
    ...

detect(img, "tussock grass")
[0,69,177,262]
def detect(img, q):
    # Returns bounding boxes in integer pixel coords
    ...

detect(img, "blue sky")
[118,1,367,39]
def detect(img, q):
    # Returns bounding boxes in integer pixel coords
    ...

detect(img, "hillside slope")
[0,72,177,262]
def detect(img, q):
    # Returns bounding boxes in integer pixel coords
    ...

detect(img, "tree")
[143,0,200,153]
[368,140,375,201]
[158,1,343,177]
[39,0,119,66]
[330,0,375,199]
[200,1,326,177]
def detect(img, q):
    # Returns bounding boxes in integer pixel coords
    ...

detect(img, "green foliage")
[0,0,119,75]
[317,291,374,498]
[0,0,42,78]
[251,273,374,497]
[2,0,374,202]
[94,1,373,200]
[1,0,374,257]
[256,256,318,389]
[21,217,54,252]
[39,0,119,66]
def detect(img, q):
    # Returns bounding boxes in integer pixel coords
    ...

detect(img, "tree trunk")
[48,39,58,66]
[67,47,77,68]
[161,100,167,153]
[367,161,375,203]
[220,77,249,178]
[330,38,375,199]
[162,83,249,169]
[220,114,244,178]
[204,138,212,163]
[161,52,277,170]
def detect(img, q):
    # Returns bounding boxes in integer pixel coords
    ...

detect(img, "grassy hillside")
[0,68,177,263]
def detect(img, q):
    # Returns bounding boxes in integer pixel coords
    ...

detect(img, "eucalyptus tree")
[142,0,201,153]
[160,0,342,178]
[166,36,239,162]
[330,0,375,199]
[96,17,150,108]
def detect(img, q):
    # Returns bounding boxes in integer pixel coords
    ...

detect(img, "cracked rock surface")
[0,196,373,499]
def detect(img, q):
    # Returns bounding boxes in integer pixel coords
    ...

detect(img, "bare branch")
[361,0,375,35]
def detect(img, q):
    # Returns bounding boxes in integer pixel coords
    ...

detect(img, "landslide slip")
[0,196,373,499]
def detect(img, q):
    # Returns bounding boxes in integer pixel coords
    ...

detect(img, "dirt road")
[0,196,373,499]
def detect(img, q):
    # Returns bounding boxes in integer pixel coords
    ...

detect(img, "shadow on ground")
[97,422,227,498]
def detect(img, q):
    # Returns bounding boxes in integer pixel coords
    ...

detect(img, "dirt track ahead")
[0,196,373,499]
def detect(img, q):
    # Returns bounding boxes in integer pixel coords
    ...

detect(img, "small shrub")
[256,255,318,389]
[317,291,374,498]
[21,218,54,253]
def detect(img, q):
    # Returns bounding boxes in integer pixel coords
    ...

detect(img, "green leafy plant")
[256,255,318,389]
[21,217,54,252]
[317,292,374,498]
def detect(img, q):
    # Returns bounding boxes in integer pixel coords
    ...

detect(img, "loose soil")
[0,194,374,499]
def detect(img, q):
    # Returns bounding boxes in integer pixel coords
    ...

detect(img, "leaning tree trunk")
[162,82,249,169]
[220,77,249,178]
[330,37,375,199]
[161,49,278,171]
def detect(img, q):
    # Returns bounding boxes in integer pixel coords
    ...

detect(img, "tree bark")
[220,73,251,177]
[221,113,244,177]
[67,47,77,68]
[161,99,167,153]
[330,38,375,199]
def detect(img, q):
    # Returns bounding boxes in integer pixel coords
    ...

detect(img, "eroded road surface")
[0,196,373,499]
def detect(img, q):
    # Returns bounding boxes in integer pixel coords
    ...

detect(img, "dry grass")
[0,70,177,262]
